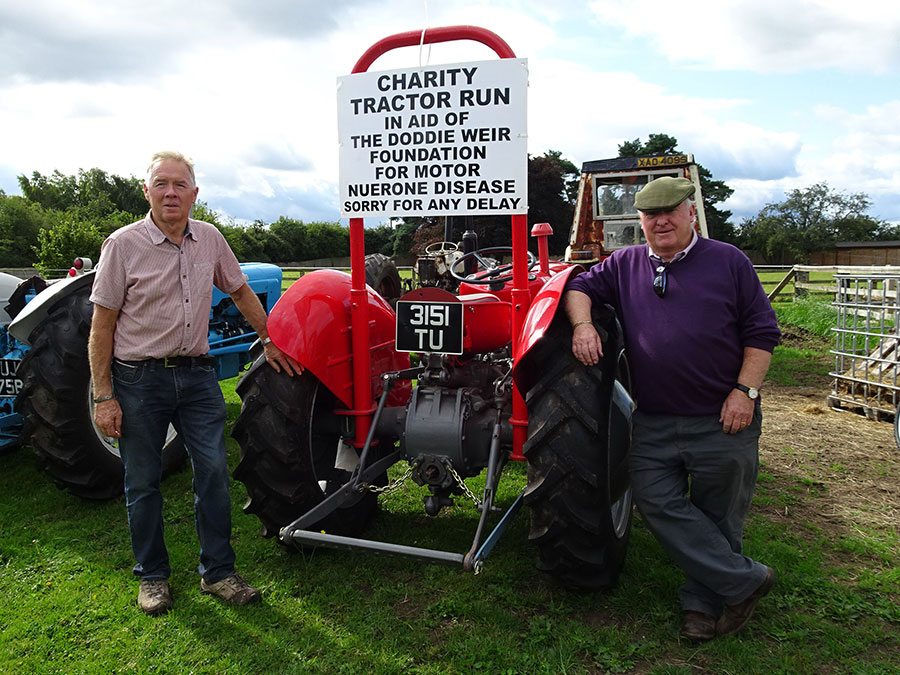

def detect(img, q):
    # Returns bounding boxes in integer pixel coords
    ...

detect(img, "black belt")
[117,356,215,368]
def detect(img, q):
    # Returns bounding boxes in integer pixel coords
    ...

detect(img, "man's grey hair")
[685,198,696,224]
[146,150,196,185]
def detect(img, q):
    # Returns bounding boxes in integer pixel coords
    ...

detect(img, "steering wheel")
[449,246,537,286]
[425,241,459,256]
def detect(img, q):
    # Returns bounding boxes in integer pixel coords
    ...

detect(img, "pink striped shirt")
[90,214,246,360]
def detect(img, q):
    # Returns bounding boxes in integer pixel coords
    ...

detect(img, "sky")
[1,0,898,229]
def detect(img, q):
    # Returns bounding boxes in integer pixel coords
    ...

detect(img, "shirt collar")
[143,212,197,246]
[648,230,699,264]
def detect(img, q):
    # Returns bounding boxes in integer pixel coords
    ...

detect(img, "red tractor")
[231,26,634,590]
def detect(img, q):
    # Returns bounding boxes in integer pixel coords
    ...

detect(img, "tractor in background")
[566,153,707,265]
[1,252,400,500]
[0,272,39,449]
[3,258,282,499]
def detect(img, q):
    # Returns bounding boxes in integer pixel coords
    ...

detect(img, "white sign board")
[338,58,528,218]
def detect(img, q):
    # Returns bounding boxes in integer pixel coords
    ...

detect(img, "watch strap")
[735,383,759,399]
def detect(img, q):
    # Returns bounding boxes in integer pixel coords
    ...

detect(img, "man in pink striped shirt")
[88,150,301,616]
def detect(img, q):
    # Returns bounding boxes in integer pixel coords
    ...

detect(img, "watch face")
[748,388,759,400]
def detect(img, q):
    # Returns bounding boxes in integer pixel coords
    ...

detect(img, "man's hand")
[572,323,604,366]
[263,340,303,376]
[93,398,123,439]
[229,283,302,376]
[719,389,756,434]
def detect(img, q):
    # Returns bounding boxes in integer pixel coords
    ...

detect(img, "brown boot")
[200,573,261,605]
[716,567,775,635]
[138,578,172,616]
[681,610,716,641]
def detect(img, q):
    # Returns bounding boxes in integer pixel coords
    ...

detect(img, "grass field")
[1,299,898,673]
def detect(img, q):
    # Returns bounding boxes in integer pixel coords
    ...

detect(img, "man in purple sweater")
[564,177,780,640]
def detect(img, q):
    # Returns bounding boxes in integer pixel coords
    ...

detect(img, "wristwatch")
[735,383,759,400]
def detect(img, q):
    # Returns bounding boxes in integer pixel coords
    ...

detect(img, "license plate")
[0,359,22,397]
[396,301,464,355]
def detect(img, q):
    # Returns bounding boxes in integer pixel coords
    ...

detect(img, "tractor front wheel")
[16,285,185,499]
[232,360,380,540]
[522,305,633,591]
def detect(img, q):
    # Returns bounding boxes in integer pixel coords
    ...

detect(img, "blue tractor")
[1,254,400,500]
[0,272,33,449]
[4,260,283,499]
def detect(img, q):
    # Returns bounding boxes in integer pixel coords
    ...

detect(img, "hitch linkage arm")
[279,368,421,540]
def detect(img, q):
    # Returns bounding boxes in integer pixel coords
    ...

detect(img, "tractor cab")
[565,153,708,265]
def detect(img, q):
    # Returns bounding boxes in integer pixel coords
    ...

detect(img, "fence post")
[795,269,809,298]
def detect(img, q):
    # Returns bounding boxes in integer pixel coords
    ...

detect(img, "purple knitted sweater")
[566,238,780,415]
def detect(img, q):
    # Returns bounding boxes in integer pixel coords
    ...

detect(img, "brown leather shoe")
[681,610,717,641]
[138,578,172,616]
[200,573,261,605]
[716,566,775,635]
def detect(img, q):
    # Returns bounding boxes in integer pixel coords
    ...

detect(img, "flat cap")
[634,177,695,212]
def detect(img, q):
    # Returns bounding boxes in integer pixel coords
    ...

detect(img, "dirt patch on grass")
[778,325,832,351]
[759,380,900,536]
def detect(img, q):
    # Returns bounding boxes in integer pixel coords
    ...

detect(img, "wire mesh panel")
[829,274,900,420]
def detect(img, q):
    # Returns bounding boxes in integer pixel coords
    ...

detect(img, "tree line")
[617,134,899,261]
[0,151,579,270]
[0,168,397,270]
[0,139,894,271]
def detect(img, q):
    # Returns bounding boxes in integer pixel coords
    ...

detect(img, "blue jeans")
[629,408,769,616]
[113,359,235,584]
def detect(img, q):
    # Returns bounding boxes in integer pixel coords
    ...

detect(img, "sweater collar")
[647,230,699,264]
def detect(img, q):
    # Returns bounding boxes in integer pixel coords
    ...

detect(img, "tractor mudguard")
[513,264,582,375]
[265,269,410,409]
[8,272,95,345]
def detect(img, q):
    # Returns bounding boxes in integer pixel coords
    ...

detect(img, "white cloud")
[721,100,900,221]
[526,58,802,188]
[0,0,897,228]
[588,0,900,73]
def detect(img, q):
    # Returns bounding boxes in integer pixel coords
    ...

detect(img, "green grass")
[773,297,838,339]
[279,266,414,293]
[765,298,837,386]
[768,346,832,386]
[2,434,897,673]
[1,304,898,673]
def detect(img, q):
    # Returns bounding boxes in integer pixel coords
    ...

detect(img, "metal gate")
[829,272,900,420]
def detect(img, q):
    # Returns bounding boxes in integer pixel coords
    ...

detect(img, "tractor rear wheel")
[232,360,380,540]
[365,253,402,304]
[521,304,633,591]
[16,285,185,499]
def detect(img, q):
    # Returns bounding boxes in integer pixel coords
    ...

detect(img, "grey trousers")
[629,408,769,616]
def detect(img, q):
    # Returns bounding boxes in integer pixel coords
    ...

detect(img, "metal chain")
[359,460,482,509]
[446,462,482,508]
[358,463,416,495]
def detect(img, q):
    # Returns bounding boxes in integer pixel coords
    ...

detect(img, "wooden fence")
[762,265,840,302]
